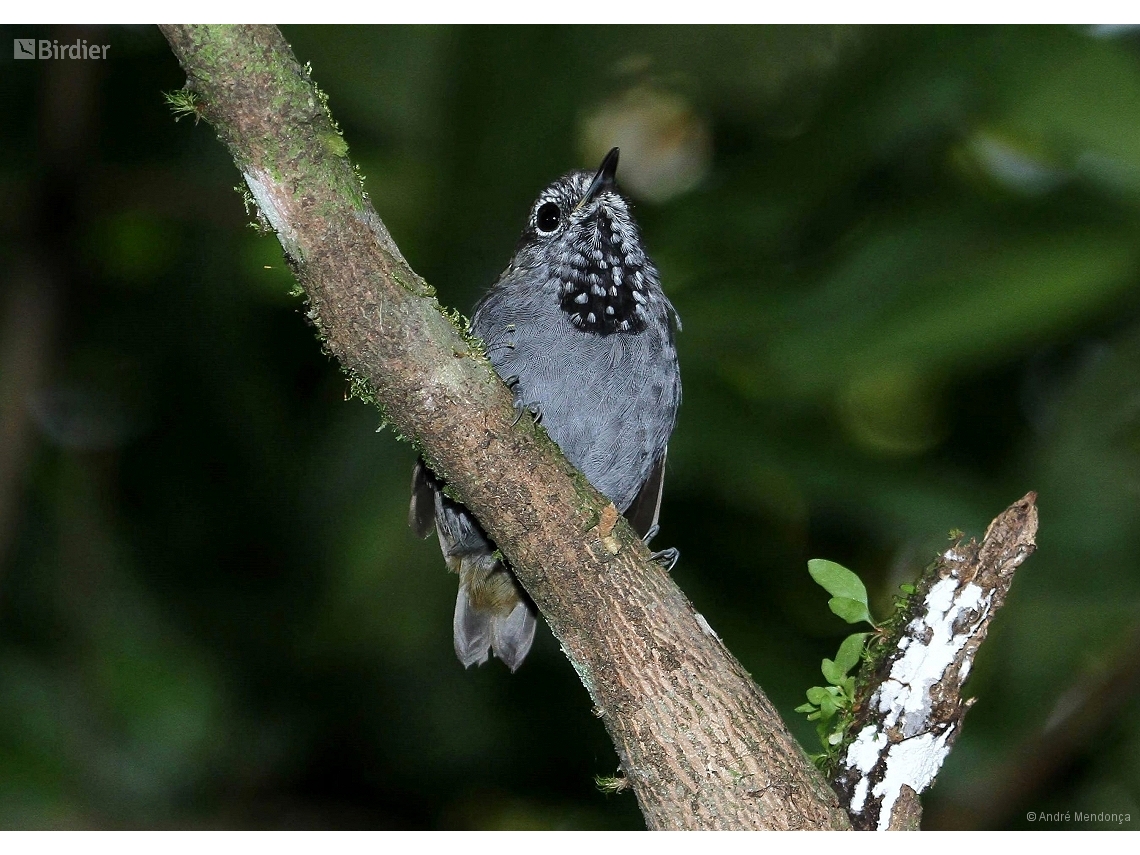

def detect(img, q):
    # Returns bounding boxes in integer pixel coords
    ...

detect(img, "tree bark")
[159,24,849,830]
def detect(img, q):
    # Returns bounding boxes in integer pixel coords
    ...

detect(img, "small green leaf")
[818,694,838,719]
[842,676,856,699]
[835,633,870,674]
[828,596,874,626]
[808,559,870,606]
[794,702,817,714]
[827,731,844,746]
[821,658,845,685]
[806,686,831,705]
[899,583,917,595]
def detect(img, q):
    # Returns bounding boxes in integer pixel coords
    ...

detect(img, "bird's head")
[512,148,660,335]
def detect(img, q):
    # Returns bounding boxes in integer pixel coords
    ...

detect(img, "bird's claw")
[511,399,543,427]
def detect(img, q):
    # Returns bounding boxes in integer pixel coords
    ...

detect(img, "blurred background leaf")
[1,23,1139,829]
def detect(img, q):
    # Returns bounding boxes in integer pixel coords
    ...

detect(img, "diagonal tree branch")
[159,24,848,830]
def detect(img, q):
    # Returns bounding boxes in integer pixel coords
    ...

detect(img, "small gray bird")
[409,148,681,671]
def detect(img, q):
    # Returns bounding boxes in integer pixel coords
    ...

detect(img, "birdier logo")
[13,38,110,59]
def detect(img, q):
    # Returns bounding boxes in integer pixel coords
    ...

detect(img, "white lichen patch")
[872,728,954,830]
[848,725,888,774]
[840,576,994,828]
[877,579,991,736]
[243,166,301,255]
[694,612,720,640]
[958,657,972,682]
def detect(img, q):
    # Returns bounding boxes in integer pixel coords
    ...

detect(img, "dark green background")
[1,24,1139,830]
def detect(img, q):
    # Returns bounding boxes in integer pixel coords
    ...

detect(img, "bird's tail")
[453,551,537,672]
[411,458,537,671]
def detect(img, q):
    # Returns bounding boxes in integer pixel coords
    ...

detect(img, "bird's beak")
[576,147,620,211]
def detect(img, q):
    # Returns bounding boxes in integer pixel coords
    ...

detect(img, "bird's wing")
[623,449,667,539]
[408,457,437,538]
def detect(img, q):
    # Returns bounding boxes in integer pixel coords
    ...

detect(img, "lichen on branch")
[833,493,1039,830]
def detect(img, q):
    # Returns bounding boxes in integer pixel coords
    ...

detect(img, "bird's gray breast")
[474,272,680,512]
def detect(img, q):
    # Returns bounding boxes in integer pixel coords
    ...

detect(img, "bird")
[409,147,681,672]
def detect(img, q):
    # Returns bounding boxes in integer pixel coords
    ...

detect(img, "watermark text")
[14,39,109,60]
[1026,810,1132,826]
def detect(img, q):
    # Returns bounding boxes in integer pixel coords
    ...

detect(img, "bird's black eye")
[536,202,561,233]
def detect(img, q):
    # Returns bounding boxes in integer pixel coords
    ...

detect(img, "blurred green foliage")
[2,24,1140,829]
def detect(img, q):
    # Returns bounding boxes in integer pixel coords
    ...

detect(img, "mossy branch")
[159,24,848,830]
